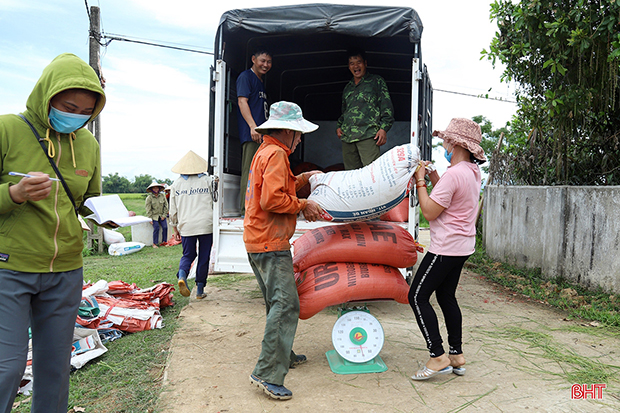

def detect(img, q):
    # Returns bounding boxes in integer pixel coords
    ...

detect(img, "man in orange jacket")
[244,101,323,401]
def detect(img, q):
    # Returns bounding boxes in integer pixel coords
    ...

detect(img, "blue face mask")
[48,106,91,133]
[444,147,453,163]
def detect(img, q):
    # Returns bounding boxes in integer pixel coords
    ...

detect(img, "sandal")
[249,374,292,400]
[290,354,307,368]
[411,365,453,381]
[452,366,466,376]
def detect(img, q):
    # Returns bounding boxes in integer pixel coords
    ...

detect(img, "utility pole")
[87,5,104,252]
[88,5,102,144]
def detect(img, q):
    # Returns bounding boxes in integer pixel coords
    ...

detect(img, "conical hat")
[171,150,208,174]
[146,181,164,192]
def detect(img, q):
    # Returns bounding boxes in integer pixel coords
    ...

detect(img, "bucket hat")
[255,101,318,134]
[432,118,487,161]
[171,150,208,175]
[146,181,164,193]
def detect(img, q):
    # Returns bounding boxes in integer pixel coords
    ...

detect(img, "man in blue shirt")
[237,50,272,215]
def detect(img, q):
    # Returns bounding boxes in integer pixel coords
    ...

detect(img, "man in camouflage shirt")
[336,49,394,170]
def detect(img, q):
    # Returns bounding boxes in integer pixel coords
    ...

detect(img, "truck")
[208,4,433,274]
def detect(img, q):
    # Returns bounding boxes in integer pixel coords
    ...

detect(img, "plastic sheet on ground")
[80,279,175,333]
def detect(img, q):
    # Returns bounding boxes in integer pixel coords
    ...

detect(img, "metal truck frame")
[208,4,433,274]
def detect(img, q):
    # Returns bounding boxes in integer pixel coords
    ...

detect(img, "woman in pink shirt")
[409,118,486,381]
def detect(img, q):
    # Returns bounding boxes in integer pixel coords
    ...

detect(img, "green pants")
[239,141,260,214]
[248,251,300,385]
[342,138,381,170]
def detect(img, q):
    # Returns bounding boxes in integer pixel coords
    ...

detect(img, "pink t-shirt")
[428,161,481,256]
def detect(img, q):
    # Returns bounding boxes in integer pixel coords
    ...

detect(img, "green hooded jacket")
[0,53,106,272]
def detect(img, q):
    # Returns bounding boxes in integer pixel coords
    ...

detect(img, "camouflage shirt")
[337,73,394,143]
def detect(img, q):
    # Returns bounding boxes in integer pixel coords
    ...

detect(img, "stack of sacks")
[307,144,420,222]
[79,279,175,333]
[292,222,424,319]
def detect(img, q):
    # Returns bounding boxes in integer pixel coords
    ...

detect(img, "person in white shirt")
[169,150,214,299]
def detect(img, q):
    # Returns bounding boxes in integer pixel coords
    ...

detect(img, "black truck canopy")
[214,3,426,122]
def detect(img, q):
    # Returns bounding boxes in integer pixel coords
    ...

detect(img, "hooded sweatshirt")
[0,53,106,272]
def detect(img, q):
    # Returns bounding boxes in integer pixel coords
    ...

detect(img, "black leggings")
[408,252,470,358]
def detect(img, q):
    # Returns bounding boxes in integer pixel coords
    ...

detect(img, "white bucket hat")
[255,101,318,134]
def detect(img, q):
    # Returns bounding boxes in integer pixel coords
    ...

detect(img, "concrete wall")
[483,185,620,294]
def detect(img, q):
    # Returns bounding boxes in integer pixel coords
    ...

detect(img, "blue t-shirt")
[236,68,268,144]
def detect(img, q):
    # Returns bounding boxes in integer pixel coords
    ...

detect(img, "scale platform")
[327,306,388,374]
[326,349,387,374]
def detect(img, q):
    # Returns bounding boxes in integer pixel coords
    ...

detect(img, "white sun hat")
[255,101,318,134]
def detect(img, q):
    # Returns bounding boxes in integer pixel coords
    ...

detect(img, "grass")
[418,210,429,228]
[469,235,620,329]
[482,326,620,384]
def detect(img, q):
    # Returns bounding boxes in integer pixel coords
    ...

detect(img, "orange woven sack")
[380,197,409,222]
[295,262,409,319]
[292,222,422,272]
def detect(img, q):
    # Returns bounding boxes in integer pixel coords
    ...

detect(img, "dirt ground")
[159,230,620,412]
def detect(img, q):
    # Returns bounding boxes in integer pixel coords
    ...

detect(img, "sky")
[0,0,518,181]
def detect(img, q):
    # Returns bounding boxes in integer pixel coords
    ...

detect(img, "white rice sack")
[108,242,145,256]
[308,144,420,222]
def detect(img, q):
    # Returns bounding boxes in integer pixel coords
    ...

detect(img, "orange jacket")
[243,136,310,253]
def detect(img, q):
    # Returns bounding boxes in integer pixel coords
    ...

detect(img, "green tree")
[132,174,156,193]
[482,0,620,185]
[102,173,132,193]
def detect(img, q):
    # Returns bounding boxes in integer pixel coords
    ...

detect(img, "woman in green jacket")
[0,53,105,413]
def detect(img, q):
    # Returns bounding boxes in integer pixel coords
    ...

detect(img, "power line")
[95,32,214,55]
[435,88,517,104]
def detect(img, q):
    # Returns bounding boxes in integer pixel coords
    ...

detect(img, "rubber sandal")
[453,366,466,376]
[290,354,307,368]
[411,365,453,381]
[177,279,190,297]
[249,374,292,400]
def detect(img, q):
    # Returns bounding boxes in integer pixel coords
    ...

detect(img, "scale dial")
[331,311,384,363]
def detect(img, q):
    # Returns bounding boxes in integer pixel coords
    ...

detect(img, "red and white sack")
[308,144,420,222]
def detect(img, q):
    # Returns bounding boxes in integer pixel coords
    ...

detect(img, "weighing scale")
[326,306,388,374]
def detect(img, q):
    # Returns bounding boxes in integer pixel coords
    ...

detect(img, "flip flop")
[411,365,453,381]
[249,374,292,400]
[453,366,466,376]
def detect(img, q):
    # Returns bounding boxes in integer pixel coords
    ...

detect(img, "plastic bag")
[102,228,126,244]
